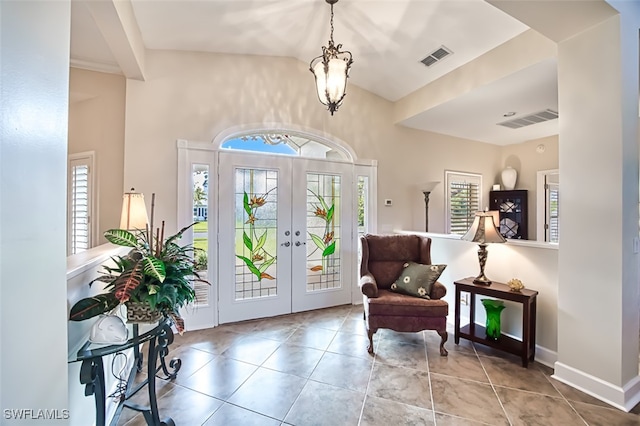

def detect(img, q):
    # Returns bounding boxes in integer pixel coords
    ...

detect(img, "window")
[67,152,94,255]
[220,132,351,160]
[536,170,559,243]
[446,171,482,235]
[547,183,559,242]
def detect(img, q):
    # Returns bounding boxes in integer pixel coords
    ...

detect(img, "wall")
[399,232,559,366]
[0,1,70,423]
[499,134,559,238]
[67,245,132,426]
[69,68,126,245]
[122,50,502,236]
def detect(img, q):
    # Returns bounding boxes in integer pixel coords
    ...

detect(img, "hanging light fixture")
[309,0,353,115]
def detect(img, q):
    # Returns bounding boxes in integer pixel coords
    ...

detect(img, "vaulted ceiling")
[70,0,564,145]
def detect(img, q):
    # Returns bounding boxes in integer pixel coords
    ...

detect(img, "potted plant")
[70,216,209,334]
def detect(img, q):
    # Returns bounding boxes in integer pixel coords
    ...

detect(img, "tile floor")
[118,305,640,425]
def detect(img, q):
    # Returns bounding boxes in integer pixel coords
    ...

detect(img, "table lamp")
[120,188,149,231]
[462,211,505,285]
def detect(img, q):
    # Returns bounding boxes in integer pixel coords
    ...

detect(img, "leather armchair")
[360,234,448,356]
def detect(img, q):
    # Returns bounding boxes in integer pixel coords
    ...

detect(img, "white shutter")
[446,171,482,235]
[68,153,94,255]
[547,183,559,243]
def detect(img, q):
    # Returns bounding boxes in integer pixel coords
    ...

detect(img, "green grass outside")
[194,221,208,233]
[194,237,208,252]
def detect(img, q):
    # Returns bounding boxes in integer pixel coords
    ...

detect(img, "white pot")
[501,167,517,190]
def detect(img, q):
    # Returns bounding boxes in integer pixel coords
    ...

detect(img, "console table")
[454,277,538,367]
[71,317,181,426]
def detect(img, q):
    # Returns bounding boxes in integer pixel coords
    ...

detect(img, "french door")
[218,151,353,324]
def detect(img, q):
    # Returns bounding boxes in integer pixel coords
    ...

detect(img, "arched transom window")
[220,132,350,161]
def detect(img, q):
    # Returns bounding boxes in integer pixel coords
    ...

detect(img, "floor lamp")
[421,182,439,232]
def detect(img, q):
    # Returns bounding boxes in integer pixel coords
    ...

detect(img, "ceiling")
[70,0,562,146]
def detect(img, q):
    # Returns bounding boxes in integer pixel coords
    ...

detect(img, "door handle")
[295,241,306,247]
[281,241,291,247]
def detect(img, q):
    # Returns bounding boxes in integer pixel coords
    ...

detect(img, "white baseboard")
[553,362,640,412]
[534,344,557,368]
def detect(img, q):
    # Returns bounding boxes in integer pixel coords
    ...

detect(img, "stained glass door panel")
[306,173,341,291]
[234,168,279,300]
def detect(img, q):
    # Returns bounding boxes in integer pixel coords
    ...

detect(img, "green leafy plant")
[69,219,209,334]
[236,190,276,281]
[308,189,336,272]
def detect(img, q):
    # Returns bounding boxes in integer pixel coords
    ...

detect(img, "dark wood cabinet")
[489,190,528,240]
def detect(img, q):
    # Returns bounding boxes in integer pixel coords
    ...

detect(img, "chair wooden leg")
[437,330,448,356]
[367,329,375,354]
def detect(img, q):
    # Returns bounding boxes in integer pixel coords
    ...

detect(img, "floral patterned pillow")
[390,262,447,299]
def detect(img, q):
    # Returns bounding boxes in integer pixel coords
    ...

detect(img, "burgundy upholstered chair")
[360,234,448,356]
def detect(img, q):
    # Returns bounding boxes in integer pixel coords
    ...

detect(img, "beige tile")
[360,395,435,426]
[480,356,561,396]
[327,331,373,359]
[202,403,281,426]
[548,376,612,408]
[425,330,475,355]
[377,329,425,346]
[286,326,337,351]
[374,339,428,371]
[367,363,432,410]
[430,373,509,425]
[228,368,306,420]
[186,328,247,354]
[123,385,223,426]
[339,317,369,336]
[162,345,216,378]
[434,412,496,425]
[495,386,586,426]
[427,347,489,383]
[284,380,365,426]
[262,343,324,378]
[177,356,257,399]
[571,400,640,426]
[310,351,373,392]
[220,335,281,365]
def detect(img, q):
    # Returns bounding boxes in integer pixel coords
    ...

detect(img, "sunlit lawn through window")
[193,221,208,252]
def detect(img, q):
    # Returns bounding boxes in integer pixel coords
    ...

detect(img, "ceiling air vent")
[420,46,453,67]
[497,109,558,129]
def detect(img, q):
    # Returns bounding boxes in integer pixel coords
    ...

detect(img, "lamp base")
[472,274,492,285]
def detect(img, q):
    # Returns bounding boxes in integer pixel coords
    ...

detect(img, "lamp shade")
[312,56,349,107]
[420,181,440,193]
[461,211,505,244]
[120,190,148,230]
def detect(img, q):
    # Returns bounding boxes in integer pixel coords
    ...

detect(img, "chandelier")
[309,0,353,115]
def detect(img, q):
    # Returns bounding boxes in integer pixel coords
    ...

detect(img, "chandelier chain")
[329,3,334,43]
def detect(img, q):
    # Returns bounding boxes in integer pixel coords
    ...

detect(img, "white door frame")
[177,135,377,329]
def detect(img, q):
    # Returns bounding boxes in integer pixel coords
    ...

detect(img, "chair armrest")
[430,281,447,300]
[359,273,379,298]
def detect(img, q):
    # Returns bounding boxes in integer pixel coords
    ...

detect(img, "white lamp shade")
[120,192,148,230]
[420,181,440,193]
[461,211,505,244]
[313,57,348,105]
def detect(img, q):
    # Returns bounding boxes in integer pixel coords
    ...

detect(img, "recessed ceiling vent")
[420,46,453,67]
[497,109,558,129]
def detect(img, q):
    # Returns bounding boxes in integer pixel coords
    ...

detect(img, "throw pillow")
[390,262,447,299]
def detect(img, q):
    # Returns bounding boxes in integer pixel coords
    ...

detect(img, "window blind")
[68,153,94,256]
[446,172,481,235]
[547,184,559,243]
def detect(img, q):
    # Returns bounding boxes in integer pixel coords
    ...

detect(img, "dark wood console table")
[454,277,538,367]
[71,317,181,425]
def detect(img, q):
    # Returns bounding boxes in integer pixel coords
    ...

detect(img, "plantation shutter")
[547,183,559,243]
[68,154,93,255]
[446,172,482,235]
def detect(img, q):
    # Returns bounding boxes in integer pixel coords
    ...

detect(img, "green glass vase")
[481,299,505,340]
